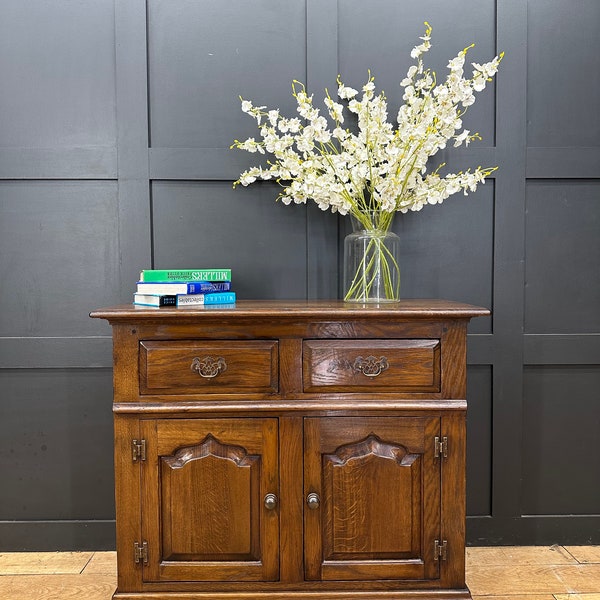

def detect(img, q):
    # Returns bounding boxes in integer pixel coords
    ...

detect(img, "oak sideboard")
[90,299,488,600]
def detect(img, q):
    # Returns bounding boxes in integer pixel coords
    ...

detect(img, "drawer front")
[303,339,440,393]
[140,340,278,394]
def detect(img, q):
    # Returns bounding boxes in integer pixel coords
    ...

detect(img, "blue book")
[136,281,231,294]
[177,292,236,306]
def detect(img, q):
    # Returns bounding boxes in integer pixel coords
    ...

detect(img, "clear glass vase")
[343,211,400,303]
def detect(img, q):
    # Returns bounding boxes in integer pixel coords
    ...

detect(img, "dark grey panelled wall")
[0,0,598,550]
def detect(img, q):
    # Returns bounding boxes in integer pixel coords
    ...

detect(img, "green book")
[140,269,232,282]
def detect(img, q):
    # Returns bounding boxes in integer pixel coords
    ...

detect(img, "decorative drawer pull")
[190,356,227,378]
[353,355,389,377]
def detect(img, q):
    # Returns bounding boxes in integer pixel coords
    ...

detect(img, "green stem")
[344,222,400,302]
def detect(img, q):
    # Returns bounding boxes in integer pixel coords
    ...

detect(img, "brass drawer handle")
[190,356,227,378]
[353,355,389,377]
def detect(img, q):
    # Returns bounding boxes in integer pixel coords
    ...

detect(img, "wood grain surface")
[1,547,599,599]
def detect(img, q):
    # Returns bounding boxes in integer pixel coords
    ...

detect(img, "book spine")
[140,269,231,282]
[176,292,236,306]
[133,293,177,306]
[202,291,236,305]
[189,281,231,293]
[137,281,231,294]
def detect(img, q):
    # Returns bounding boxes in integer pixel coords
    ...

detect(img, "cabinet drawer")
[303,339,440,393]
[140,340,278,395]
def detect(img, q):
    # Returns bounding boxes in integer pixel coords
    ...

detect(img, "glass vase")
[343,211,400,303]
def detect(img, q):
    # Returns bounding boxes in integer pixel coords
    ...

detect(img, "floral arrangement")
[231,23,503,300]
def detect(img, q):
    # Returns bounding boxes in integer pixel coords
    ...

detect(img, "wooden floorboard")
[466,545,578,566]
[466,545,600,597]
[0,546,597,599]
[0,573,117,600]
[565,547,600,565]
[0,552,94,575]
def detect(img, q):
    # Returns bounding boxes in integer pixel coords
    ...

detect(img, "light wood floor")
[0,546,598,599]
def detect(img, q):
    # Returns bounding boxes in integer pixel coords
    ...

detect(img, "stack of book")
[133,269,236,307]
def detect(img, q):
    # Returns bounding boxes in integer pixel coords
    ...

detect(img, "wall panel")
[396,185,494,335]
[148,0,306,150]
[0,0,116,149]
[466,366,493,517]
[0,181,120,338]
[527,0,600,148]
[0,0,119,549]
[522,366,600,515]
[152,181,308,299]
[0,369,115,547]
[1,0,599,549]
[525,180,600,334]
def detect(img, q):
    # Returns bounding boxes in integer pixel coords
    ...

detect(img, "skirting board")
[0,520,116,551]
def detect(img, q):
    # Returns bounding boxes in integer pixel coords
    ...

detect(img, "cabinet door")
[304,416,440,581]
[141,418,279,582]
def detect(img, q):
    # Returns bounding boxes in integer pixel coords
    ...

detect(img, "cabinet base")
[114,589,472,600]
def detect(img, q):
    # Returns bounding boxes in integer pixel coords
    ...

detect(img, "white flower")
[362,80,376,99]
[347,99,360,114]
[410,40,430,59]
[325,97,345,123]
[448,55,465,72]
[287,118,302,133]
[238,137,264,154]
[338,85,358,100]
[333,126,349,140]
[453,129,471,147]
[400,66,419,87]
[472,73,487,92]
[232,22,503,217]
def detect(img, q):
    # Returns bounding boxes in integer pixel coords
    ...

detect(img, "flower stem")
[343,220,400,302]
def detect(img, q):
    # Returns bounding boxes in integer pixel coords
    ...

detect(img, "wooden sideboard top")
[90,299,489,321]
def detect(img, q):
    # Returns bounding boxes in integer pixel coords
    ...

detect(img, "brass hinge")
[434,539,448,561]
[134,541,148,565]
[434,436,448,459]
[132,439,146,462]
